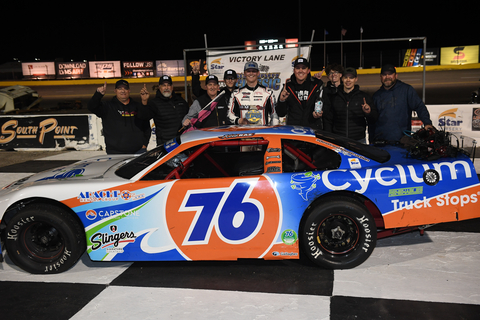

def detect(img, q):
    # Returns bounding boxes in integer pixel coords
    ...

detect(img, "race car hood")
[2,154,134,190]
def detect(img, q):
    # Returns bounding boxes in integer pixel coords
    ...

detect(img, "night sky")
[2,2,477,68]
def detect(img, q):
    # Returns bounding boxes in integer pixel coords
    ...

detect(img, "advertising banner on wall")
[401,49,423,67]
[440,45,479,65]
[426,104,480,148]
[21,62,56,79]
[89,61,122,78]
[424,49,439,65]
[206,47,310,98]
[122,61,155,78]
[0,115,92,149]
[156,60,185,77]
[55,61,89,79]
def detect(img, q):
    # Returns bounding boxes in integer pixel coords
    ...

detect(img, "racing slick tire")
[4,203,86,274]
[301,196,377,269]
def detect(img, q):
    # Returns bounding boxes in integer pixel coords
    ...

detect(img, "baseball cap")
[343,67,357,77]
[115,80,129,89]
[224,69,237,79]
[205,75,219,85]
[381,64,396,75]
[294,58,310,68]
[159,75,173,84]
[244,62,259,71]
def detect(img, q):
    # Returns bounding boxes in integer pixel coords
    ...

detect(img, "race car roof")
[178,125,391,164]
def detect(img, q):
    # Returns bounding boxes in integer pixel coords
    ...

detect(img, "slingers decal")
[179,179,264,245]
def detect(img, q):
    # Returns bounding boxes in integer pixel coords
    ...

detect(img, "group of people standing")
[88,58,433,155]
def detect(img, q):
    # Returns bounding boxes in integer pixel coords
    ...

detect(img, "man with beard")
[88,80,151,154]
[323,67,378,143]
[371,64,433,142]
[227,62,276,125]
[276,58,326,130]
[139,75,189,145]
[182,75,228,129]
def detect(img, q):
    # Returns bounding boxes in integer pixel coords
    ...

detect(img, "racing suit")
[227,84,276,125]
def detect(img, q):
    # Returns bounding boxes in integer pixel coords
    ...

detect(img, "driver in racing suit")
[227,62,277,125]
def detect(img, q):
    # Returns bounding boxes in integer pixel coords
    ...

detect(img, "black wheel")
[4,203,86,274]
[301,196,376,269]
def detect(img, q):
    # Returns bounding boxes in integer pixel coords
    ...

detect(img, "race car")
[0,125,479,274]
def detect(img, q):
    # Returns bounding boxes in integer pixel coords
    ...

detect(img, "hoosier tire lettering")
[4,203,86,274]
[301,196,377,269]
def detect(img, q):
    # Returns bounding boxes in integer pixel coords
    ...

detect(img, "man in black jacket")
[139,76,189,146]
[88,80,151,154]
[191,65,238,108]
[182,75,228,129]
[323,67,378,143]
[276,58,326,130]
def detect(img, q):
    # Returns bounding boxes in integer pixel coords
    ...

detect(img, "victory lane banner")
[206,47,310,99]
[0,114,90,149]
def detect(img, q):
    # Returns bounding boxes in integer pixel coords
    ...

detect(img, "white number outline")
[178,178,264,246]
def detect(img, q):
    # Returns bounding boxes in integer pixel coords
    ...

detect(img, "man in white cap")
[227,62,276,125]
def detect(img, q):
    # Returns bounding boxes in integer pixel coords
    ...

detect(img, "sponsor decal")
[348,158,361,169]
[437,108,464,133]
[78,190,144,202]
[37,168,85,181]
[210,58,224,70]
[281,229,298,245]
[166,177,281,260]
[219,133,254,139]
[321,161,472,193]
[90,226,137,251]
[291,172,320,201]
[272,251,298,257]
[391,191,479,211]
[388,186,423,197]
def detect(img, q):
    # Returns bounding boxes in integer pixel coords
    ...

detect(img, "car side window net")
[282,139,341,173]
[142,138,269,180]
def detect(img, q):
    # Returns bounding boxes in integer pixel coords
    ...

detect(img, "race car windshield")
[315,131,391,163]
[115,146,169,179]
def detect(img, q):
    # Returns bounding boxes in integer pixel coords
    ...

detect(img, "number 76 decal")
[179,178,265,246]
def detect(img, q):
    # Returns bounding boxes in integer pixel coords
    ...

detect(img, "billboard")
[206,47,310,99]
[0,115,91,149]
[440,45,479,65]
[122,61,155,78]
[89,61,122,78]
[55,61,89,79]
[21,62,56,79]
[401,49,423,67]
[155,60,185,76]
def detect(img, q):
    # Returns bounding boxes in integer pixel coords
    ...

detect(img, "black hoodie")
[137,90,189,145]
[276,75,326,130]
[88,91,151,154]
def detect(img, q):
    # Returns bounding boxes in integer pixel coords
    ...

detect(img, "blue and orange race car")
[1,125,479,273]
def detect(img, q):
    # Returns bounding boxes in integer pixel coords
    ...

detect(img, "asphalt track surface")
[0,151,479,319]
